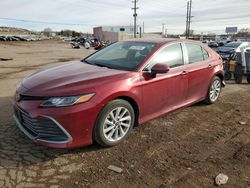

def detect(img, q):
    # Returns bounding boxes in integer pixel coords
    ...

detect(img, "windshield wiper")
[83,59,92,65]
[92,63,112,69]
[83,59,112,69]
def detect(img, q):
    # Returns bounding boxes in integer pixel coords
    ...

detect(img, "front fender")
[99,91,142,112]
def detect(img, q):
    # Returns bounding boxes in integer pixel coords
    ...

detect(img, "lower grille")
[14,106,69,142]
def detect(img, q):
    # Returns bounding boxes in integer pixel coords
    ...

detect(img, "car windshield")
[84,41,156,71]
[225,42,242,48]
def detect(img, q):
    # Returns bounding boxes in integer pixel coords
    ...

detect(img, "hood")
[20,61,128,96]
[217,46,236,53]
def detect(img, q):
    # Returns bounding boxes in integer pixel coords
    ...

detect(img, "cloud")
[0,0,249,34]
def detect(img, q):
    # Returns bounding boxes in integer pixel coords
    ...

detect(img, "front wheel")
[204,76,222,104]
[93,99,135,147]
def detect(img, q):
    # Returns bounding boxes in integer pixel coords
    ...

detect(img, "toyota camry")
[13,39,225,148]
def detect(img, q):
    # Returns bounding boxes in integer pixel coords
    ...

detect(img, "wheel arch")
[98,91,141,126]
[215,71,225,87]
[115,96,140,126]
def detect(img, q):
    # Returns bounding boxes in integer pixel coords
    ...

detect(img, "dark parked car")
[217,41,242,54]
[13,39,225,148]
[208,41,219,48]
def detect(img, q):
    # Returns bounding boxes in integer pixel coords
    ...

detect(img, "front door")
[140,43,189,123]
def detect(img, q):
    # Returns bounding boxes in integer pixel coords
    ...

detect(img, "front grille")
[20,95,48,101]
[14,106,69,142]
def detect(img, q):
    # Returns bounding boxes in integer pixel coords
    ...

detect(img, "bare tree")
[236,28,250,37]
[43,28,53,37]
[183,29,194,36]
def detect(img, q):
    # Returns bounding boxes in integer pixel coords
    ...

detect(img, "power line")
[53,0,127,12]
[194,14,250,22]
[132,0,139,38]
[63,0,127,8]
[0,17,94,26]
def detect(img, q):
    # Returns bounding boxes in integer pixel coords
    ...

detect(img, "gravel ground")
[0,40,249,188]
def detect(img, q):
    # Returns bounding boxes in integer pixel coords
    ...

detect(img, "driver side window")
[146,43,184,70]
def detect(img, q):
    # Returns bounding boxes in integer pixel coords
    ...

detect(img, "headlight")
[40,93,95,107]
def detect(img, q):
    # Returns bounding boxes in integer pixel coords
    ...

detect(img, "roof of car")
[125,38,204,46]
[126,38,179,44]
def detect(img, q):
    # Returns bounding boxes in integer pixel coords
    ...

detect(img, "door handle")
[180,71,189,75]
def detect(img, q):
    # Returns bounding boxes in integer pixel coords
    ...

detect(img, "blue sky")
[0,0,250,34]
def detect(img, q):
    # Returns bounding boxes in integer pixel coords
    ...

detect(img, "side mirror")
[150,63,169,76]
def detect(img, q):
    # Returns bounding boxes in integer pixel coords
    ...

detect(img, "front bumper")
[14,105,72,147]
[222,80,226,87]
[13,100,101,148]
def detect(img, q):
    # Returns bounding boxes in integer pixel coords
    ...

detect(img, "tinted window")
[147,43,184,69]
[84,41,156,71]
[186,43,204,64]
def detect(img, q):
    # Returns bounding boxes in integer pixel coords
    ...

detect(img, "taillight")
[218,57,224,67]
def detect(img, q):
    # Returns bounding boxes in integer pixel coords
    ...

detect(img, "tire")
[93,99,135,147]
[204,76,222,104]
[247,75,250,84]
[224,71,232,80]
[235,74,243,84]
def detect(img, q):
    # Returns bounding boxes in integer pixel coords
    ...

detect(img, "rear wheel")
[235,74,243,84]
[224,71,232,80]
[204,76,222,104]
[93,99,135,147]
[247,74,250,84]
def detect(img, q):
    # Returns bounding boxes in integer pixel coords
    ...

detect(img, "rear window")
[186,43,210,63]
[186,43,204,64]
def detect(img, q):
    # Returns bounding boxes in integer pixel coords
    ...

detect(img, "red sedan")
[13,39,225,148]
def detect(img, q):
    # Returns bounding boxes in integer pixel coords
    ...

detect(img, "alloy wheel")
[209,79,221,102]
[103,107,132,142]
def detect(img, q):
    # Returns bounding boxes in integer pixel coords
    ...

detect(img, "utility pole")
[143,21,145,33]
[132,0,139,38]
[188,0,193,38]
[162,23,165,36]
[185,1,190,39]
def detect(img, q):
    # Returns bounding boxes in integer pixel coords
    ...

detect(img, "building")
[93,26,135,42]
[101,26,134,34]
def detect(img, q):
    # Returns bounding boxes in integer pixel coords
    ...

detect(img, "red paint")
[14,39,224,148]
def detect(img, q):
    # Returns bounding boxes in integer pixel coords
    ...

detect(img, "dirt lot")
[0,40,249,188]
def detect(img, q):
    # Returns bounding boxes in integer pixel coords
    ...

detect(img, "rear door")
[184,43,214,103]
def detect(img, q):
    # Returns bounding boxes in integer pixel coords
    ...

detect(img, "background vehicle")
[222,42,250,83]
[234,44,250,83]
[13,39,224,148]
[93,40,111,50]
[208,41,219,48]
[70,37,91,49]
[222,51,237,80]
[217,41,242,55]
